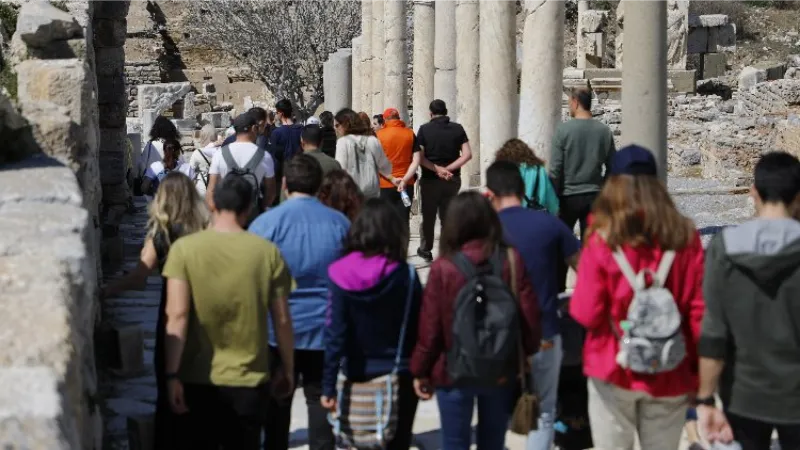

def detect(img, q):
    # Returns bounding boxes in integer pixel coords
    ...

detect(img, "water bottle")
[400,190,412,207]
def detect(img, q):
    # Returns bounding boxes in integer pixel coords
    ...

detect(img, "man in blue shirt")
[249,154,350,450]
[486,160,580,450]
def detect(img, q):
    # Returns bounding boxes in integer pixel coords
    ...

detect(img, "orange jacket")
[376,120,416,188]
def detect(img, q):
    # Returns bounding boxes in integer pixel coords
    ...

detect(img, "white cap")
[306,116,321,126]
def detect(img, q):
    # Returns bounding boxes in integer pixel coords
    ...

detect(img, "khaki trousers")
[587,377,689,450]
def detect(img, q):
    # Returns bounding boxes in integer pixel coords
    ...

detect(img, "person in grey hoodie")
[698,151,800,450]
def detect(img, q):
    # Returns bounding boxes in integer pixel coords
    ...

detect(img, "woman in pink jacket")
[569,145,705,450]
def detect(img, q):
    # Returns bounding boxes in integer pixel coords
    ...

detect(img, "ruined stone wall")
[125,61,161,115]
[0,1,105,447]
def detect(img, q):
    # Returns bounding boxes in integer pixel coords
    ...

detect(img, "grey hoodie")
[700,218,800,424]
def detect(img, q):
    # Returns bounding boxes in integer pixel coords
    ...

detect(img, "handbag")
[507,247,540,435]
[331,265,416,449]
[133,140,154,196]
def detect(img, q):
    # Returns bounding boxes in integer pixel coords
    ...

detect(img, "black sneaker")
[417,248,433,262]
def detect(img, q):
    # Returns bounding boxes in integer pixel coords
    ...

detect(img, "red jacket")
[569,231,705,398]
[410,240,541,387]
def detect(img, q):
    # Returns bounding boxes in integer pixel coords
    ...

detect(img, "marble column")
[351,36,363,111]
[323,49,353,114]
[361,1,373,113]
[371,0,385,113]
[577,0,588,69]
[412,0,435,132]
[519,0,565,162]
[621,0,668,181]
[479,0,517,182]
[456,0,479,189]
[384,0,408,120]
[434,0,456,116]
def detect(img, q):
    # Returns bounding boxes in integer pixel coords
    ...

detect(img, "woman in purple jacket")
[321,198,423,450]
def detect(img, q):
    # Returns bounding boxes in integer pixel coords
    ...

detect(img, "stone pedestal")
[371,0,385,113]
[434,0,456,115]
[621,0,668,181]
[519,0,565,162]
[384,0,408,119]
[361,1,373,113]
[351,36,363,111]
[456,0,480,189]
[577,0,588,69]
[479,0,517,182]
[413,0,435,132]
[323,49,352,115]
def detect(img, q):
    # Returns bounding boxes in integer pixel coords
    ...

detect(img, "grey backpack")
[611,249,687,374]
[349,136,380,199]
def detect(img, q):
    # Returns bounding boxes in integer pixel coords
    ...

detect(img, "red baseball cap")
[382,108,400,120]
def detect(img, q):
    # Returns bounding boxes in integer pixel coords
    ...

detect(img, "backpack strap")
[611,249,641,290]
[451,252,478,279]
[221,145,238,170]
[654,250,676,288]
[243,148,265,172]
[392,265,416,374]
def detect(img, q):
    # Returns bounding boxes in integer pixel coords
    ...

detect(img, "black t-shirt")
[416,116,469,179]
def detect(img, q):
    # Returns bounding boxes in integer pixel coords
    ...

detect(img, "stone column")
[371,0,385,113]
[621,0,668,181]
[577,0,588,69]
[351,36,363,111]
[456,0,479,189]
[361,1,373,113]
[434,0,456,116]
[323,49,353,114]
[479,0,517,182]
[413,0,435,132]
[384,0,408,120]
[519,0,565,162]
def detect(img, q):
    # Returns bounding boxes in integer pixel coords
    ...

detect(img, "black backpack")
[220,145,265,224]
[447,249,521,386]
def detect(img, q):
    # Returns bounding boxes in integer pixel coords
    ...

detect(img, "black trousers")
[386,374,420,450]
[263,349,334,450]
[557,192,598,292]
[728,412,800,450]
[419,177,461,252]
[179,383,269,450]
[380,186,415,224]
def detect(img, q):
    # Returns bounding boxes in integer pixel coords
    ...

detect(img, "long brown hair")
[439,192,505,258]
[334,108,371,136]
[495,138,546,167]
[318,170,365,221]
[588,175,695,250]
[146,172,208,244]
[792,193,800,221]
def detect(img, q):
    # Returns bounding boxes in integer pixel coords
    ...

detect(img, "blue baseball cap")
[610,145,658,176]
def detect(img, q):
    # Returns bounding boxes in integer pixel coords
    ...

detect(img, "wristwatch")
[694,395,716,407]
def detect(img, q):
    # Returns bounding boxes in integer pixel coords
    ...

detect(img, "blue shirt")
[498,206,580,339]
[270,124,304,162]
[248,197,350,350]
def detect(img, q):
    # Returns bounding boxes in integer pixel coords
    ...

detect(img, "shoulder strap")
[244,148,265,171]
[140,141,154,177]
[198,149,211,165]
[221,145,238,170]
[450,252,477,279]
[611,249,640,290]
[393,265,417,373]
[654,250,676,288]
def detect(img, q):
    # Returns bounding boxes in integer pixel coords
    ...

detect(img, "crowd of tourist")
[108,89,800,450]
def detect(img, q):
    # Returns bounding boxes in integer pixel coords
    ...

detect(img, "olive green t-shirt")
[162,229,295,387]
[550,118,616,197]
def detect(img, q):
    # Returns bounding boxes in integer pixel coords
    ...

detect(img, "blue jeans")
[436,385,514,450]
[526,335,563,450]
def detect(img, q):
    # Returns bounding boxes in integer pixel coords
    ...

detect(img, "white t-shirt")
[209,142,275,182]
[190,144,219,196]
[144,161,195,181]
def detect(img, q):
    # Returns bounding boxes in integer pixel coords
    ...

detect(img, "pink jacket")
[569,232,705,398]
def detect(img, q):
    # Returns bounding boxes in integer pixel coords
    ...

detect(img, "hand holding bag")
[507,248,540,435]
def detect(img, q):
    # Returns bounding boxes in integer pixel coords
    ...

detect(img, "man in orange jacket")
[376,108,420,222]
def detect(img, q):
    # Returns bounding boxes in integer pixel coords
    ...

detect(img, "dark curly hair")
[318,170,365,222]
[495,138,546,167]
[162,139,182,171]
[149,115,180,142]
[334,108,372,136]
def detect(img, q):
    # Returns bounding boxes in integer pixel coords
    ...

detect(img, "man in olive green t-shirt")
[162,173,296,450]
[550,87,615,290]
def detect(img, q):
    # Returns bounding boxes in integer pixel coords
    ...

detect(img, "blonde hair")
[197,124,218,148]
[146,172,209,245]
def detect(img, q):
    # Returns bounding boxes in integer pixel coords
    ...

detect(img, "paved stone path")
[100,180,757,450]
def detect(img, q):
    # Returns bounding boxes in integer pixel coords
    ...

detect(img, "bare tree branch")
[191,0,360,119]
